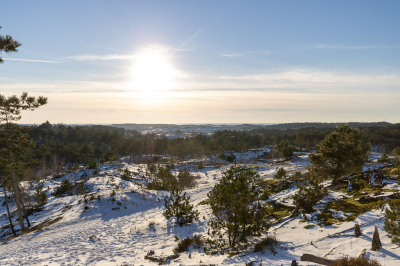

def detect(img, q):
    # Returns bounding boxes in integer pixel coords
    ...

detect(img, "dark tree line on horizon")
[8,121,399,172]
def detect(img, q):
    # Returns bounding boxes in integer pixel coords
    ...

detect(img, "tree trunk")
[9,153,25,232]
[300,254,334,265]
[19,189,31,227]
[2,184,17,237]
[6,120,26,232]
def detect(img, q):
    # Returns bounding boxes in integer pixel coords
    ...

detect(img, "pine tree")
[274,167,287,179]
[293,172,328,213]
[0,26,21,63]
[34,182,48,206]
[163,188,199,227]
[378,150,389,163]
[309,124,369,181]
[384,198,400,244]
[277,140,295,160]
[0,92,47,232]
[207,164,268,247]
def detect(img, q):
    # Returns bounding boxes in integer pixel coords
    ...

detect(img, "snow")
[0,151,399,265]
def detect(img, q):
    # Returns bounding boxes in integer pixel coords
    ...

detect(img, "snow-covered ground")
[0,151,399,265]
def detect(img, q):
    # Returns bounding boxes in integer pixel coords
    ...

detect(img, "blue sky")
[1,1,399,124]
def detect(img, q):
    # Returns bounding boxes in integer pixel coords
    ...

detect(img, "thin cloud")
[1,58,60,63]
[221,50,273,57]
[221,53,243,58]
[232,108,306,112]
[65,54,138,61]
[306,44,400,50]
[173,29,202,53]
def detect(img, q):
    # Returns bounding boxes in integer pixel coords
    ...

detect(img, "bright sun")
[130,47,179,101]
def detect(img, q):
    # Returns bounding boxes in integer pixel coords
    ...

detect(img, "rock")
[371,226,382,251]
[291,259,298,266]
[354,223,362,237]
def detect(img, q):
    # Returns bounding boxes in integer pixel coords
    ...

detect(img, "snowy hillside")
[0,152,399,265]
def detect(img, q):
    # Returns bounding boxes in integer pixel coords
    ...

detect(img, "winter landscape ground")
[1,149,399,266]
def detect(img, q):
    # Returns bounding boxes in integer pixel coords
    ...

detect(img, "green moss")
[260,179,293,200]
[316,212,336,226]
[328,197,386,222]
[264,202,293,223]
[304,224,315,229]
[340,174,397,198]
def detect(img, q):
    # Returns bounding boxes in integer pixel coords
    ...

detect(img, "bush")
[164,188,199,226]
[121,168,131,180]
[52,178,74,197]
[88,158,98,170]
[378,150,390,163]
[332,256,381,266]
[384,198,400,244]
[173,235,202,254]
[35,183,48,206]
[103,149,118,162]
[274,167,287,179]
[177,168,197,190]
[293,172,328,213]
[391,147,400,156]
[253,234,278,252]
[76,181,88,195]
[226,153,236,163]
[277,140,295,160]
[147,165,178,191]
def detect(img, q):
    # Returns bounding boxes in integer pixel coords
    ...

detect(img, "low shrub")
[121,168,131,180]
[52,178,74,197]
[35,183,48,206]
[293,173,328,213]
[274,167,287,179]
[173,235,202,254]
[332,256,381,266]
[253,234,278,252]
[177,168,197,190]
[76,181,88,195]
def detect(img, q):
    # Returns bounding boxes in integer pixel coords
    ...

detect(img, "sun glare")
[130,47,179,102]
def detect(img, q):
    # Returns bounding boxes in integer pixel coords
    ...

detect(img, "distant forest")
[19,121,400,169]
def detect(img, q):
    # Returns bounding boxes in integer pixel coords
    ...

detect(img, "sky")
[1,1,400,124]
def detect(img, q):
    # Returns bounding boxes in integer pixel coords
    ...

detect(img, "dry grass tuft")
[173,235,203,254]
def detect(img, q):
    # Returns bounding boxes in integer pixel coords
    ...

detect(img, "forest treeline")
[17,121,400,168]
